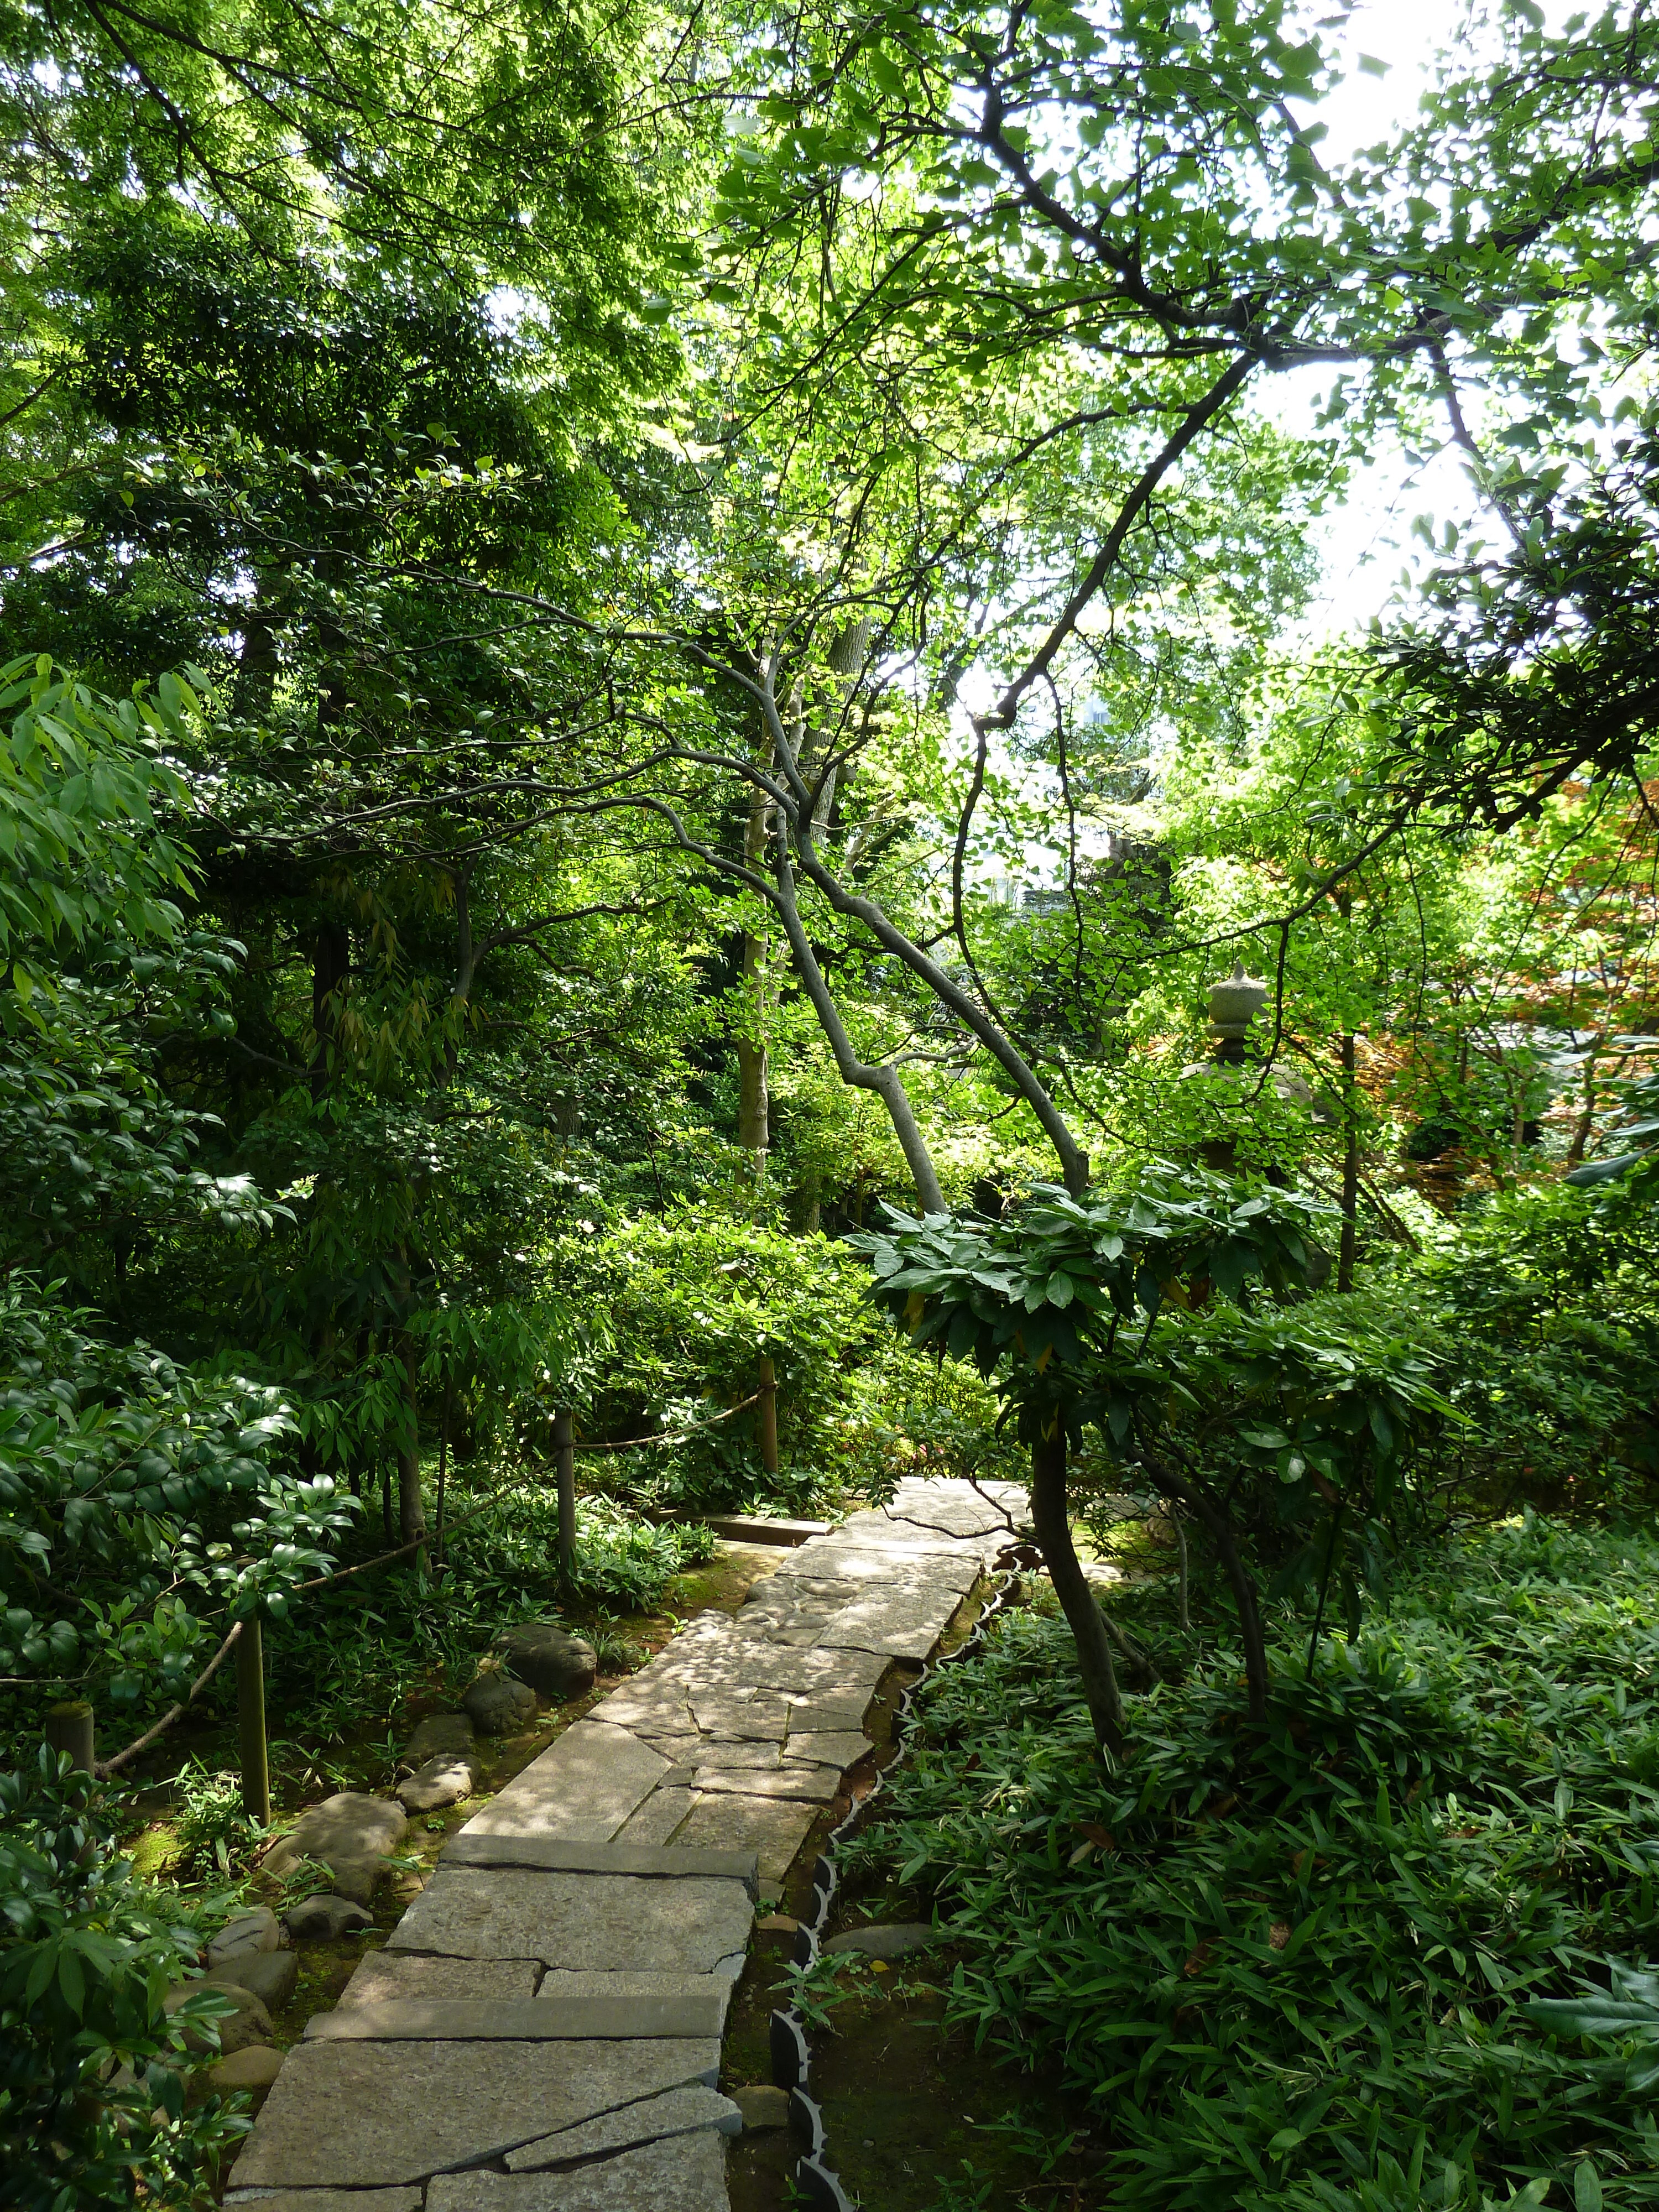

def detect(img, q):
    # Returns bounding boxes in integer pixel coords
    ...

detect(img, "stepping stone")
[823,1922,939,1960]
[429,2128,728,2210]
[263,1795,407,1905]
[207,2044,284,2107]
[589,1685,696,1734]
[465,1674,539,1735]
[536,1970,737,2007]
[399,1712,474,1771]
[883,1486,1013,1538]
[695,1513,831,1545]
[165,1981,272,2057]
[675,1793,818,1881]
[492,1623,597,1699]
[397,1751,478,1812]
[227,2039,722,2188]
[774,1541,979,1588]
[817,1585,963,1660]
[635,1734,705,1765]
[614,1786,697,1847]
[306,1989,727,2041]
[208,1907,280,1968]
[465,1721,667,1841]
[781,1732,873,1768]
[338,1954,540,2008]
[285,1893,371,1940]
[685,1740,781,1770]
[205,1951,298,2008]
[730,2083,790,2131]
[440,1837,758,1891]
[692,1767,839,1803]
[386,1868,754,1973]
[505,2081,741,2170]
[686,1689,792,1739]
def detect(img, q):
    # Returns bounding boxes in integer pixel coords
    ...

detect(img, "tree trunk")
[1030,1425,1124,1756]
[554,1407,576,1582]
[398,1340,426,1563]
[1139,1447,1270,1724]
[1338,1033,1359,1293]
[737,775,770,1171]
[757,1355,780,1475]
[1566,1038,1603,1165]
[770,844,946,1213]
[310,919,351,1101]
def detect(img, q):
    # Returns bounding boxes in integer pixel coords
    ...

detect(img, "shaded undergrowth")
[842,1516,1659,2209]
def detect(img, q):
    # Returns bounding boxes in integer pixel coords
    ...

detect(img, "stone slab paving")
[503,2082,741,2172]
[227,1478,1023,2210]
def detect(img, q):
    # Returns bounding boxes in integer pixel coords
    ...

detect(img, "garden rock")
[397,1753,478,1813]
[207,1905,281,1968]
[731,2084,791,2132]
[490,1621,597,1700]
[264,1793,408,1903]
[165,1980,274,2057]
[206,1950,298,2008]
[208,2044,285,2108]
[399,1712,474,1772]
[463,1672,538,1736]
[822,1921,937,1960]
[286,1892,373,1940]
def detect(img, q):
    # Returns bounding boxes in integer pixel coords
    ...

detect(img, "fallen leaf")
[1182,1940,1216,1979]
[1269,1922,1291,1951]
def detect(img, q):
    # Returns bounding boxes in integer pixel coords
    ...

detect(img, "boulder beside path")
[491,1621,597,1700]
[264,1794,408,1905]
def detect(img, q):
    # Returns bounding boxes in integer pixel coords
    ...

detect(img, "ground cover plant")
[842,1517,1659,2210]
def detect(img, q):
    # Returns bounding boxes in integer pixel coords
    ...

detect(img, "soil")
[721,1921,1103,2211]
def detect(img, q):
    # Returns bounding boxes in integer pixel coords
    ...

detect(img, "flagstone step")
[223,1477,1022,2209]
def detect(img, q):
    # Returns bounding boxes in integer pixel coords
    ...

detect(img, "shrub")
[550,1210,880,1511]
[0,1749,246,2211]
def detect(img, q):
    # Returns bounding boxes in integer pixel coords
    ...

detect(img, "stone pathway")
[226,1478,1024,2211]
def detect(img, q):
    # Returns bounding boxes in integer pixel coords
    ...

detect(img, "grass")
[841,1514,1659,2210]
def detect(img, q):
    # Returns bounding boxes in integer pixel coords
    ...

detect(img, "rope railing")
[45,1376,782,1787]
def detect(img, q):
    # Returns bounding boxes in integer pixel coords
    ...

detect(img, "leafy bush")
[254,1478,715,1765]
[1402,1183,1659,1516]
[442,1481,716,1615]
[846,1516,1659,2209]
[0,1749,245,2211]
[554,1210,880,1511]
[171,1759,263,1877]
[0,1279,355,1723]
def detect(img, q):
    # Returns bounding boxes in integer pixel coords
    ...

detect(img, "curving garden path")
[223,1477,1025,2212]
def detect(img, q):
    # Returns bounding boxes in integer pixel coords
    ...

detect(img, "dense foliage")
[0,1751,242,2211]
[3,0,1659,2195]
[848,1518,1659,2209]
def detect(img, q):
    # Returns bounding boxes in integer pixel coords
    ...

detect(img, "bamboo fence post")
[757,1356,780,1477]
[236,1613,272,1825]
[44,1699,95,1774]
[554,1408,576,1582]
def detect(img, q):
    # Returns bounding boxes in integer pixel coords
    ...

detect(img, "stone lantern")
[1208,961,1267,1064]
